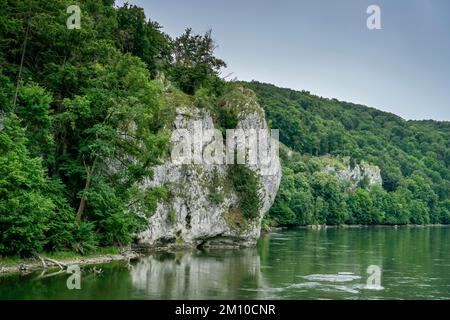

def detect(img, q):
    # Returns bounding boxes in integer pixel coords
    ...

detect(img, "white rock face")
[323,162,382,190]
[137,88,281,248]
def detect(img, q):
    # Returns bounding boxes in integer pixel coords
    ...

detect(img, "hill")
[244,81,450,226]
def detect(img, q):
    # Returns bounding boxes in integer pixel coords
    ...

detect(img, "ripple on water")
[287,282,322,289]
[334,285,360,294]
[363,284,385,291]
[301,273,362,283]
[287,281,384,295]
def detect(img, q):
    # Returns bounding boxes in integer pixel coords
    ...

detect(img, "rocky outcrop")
[136,87,281,249]
[323,161,382,190]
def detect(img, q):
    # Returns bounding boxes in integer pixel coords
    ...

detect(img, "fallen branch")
[43,257,68,270]
[36,269,66,280]
[36,255,47,269]
[34,254,68,270]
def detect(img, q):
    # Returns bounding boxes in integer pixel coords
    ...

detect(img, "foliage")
[169,28,226,95]
[0,0,226,256]
[0,115,54,255]
[248,82,450,226]
[208,168,225,204]
[1,0,449,258]
[228,165,262,220]
[116,3,171,77]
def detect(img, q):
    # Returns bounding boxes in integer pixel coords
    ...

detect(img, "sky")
[116,0,450,121]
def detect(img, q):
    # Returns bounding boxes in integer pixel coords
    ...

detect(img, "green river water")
[1,227,450,299]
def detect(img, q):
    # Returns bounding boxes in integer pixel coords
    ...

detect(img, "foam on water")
[302,273,362,283]
[288,282,322,289]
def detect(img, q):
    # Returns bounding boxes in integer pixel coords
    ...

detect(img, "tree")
[0,115,54,255]
[310,172,349,225]
[228,164,262,220]
[116,3,171,77]
[15,83,54,165]
[246,81,450,226]
[385,188,412,224]
[59,52,169,244]
[170,28,226,94]
[437,200,450,224]
[409,200,430,225]
[348,189,374,224]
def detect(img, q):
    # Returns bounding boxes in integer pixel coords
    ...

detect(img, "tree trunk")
[13,10,31,108]
[76,156,98,223]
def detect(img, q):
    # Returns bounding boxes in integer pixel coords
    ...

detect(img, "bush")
[44,179,76,251]
[0,116,55,255]
[228,165,262,220]
[72,221,98,254]
[208,168,225,204]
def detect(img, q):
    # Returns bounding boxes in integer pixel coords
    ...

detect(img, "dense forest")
[245,82,450,227]
[0,0,449,257]
[0,0,228,255]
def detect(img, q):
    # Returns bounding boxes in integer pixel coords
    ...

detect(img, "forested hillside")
[0,0,228,255]
[1,0,449,258]
[245,82,450,226]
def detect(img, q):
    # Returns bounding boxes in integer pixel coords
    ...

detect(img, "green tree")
[409,200,430,225]
[228,165,262,220]
[0,115,54,255]
[348,189,374,224]
[170,28,226,94]
[116,3,171,77]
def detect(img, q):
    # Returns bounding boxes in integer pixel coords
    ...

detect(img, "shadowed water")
[1,227,450,299]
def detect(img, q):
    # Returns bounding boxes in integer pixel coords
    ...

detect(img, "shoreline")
[2,224,448,276]
[266,223,450,231]
[0,249,141,276]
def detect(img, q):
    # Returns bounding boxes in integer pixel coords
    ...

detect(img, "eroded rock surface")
[137,88,281,248]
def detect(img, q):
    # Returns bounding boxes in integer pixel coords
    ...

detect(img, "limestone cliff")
[323,160,382,190]
[136,87,281,248]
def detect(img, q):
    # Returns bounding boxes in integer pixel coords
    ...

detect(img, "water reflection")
[1,227,450,299]
[131,249,270,299]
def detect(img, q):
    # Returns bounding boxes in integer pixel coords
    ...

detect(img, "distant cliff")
[323,160,382,191]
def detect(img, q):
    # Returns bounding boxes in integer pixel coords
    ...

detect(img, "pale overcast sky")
[116,0,450,121]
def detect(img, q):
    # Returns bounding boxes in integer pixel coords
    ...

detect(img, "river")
[1,227,449,299]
